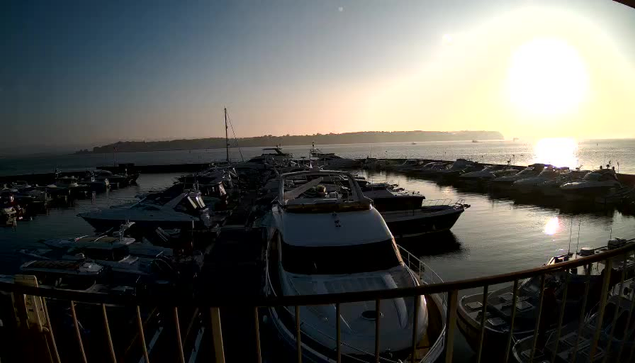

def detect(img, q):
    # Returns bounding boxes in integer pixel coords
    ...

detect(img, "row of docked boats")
[377,158,634,209]
[1,168,139,226]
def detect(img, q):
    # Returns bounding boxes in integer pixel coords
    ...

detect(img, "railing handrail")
[2,242,634,308]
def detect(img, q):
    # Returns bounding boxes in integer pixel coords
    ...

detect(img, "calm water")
[1,169,634,280]
[1,138,635,176]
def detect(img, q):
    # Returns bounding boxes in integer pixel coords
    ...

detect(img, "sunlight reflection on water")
[543,216,561,236]
[533,138,579,169]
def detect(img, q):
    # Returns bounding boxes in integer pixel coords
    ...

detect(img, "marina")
[1,143,635,362]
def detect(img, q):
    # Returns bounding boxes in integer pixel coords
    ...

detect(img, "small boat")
[264,170,447,362]
[413,161,450,178]
[459,165,518,184]
[457,237,635,361]
[490,164,548,189]
[94,169,127,189]
[78,191,213,232]
[309,144,359,169]
[560,168,623,202]
[512,279,635,363]
[47,176,91,199]
[364,183,468,238]
[513,167,569,195]
[435,159,481,180]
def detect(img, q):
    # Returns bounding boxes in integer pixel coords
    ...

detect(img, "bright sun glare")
[533,138,579,169]
[507,38,589,116]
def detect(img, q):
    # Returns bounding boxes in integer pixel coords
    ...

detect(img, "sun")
[506,38,589,117]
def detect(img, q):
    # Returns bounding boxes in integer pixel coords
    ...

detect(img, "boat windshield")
[583,172,602,181]
[281,239,401,274]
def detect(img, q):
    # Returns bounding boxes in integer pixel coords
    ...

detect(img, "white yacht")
[78,191,212,232]
[513,167,568,194]
[560,168,623,202]
[264,170,446,362]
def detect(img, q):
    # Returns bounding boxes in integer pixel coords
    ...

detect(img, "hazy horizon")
[2,0,635,149]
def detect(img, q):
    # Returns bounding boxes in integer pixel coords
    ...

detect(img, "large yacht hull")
[381,206,464,238]
[81,216,201,232]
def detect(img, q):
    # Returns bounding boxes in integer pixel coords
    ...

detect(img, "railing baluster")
[295,305,302,363]
[603,256,628,363]
[135,306,150,363]
[550,273,571,363]
[42,297,61,363]
[211,307,226,363]
[173,307,185,363]
[616,254,635,362]
[336,303,341,363]
[375,299,381,363]
[70,301,88,363]
[504,279,520,363]
[570,266,593,363]
[529,274,547,363]
[411,295,421,363]
[444,290,459,363]
[101,304,117,363]
[253,307,262,363]
[476,285,489,363]
[590,259,613,360]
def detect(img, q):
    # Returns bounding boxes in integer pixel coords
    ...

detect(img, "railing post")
[504,279,520,363]
[374,299,381,363]
[336,303,341,363]
[135,306,150,363]
[70,301,88,363]
[571,267,593,363]
[411,294,421,363]
[476,285,489,363]
[550,273,571,363]
[101,304,117,363]
[173,307,185,363]
[529,274,547,363]
[253,307,262,363]
[295,305,302,363]
[590,259,613,360]
[211,307,226,363]
[444,290,459,363]
[603,255,628,363]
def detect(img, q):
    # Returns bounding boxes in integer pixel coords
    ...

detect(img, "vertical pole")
[590,259,613,360]
[411,295,421,363]
[173,308,185,363]
[336,303,341,363]
[476,285,489,363]
[211,307,226,363]
[529,274,547,363]
[70,301,88,363]
[135,306,150,363]
[295,305,302,363]
[225,108,229,163]
[375,299,381,363]
[445,290,459,363]
[504,280,520,363]
[101,304,117,363]
[253,307,262,363]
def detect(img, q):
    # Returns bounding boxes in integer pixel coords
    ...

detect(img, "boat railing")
[2,241,635,363]
[398,245,446,304]
[420,198,467,208]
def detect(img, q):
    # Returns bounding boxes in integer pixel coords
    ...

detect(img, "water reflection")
[397,231,462,256]
[533,138,579,169]
[543,217,561,235]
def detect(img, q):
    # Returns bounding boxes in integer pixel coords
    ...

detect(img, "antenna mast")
[224,107,229,163]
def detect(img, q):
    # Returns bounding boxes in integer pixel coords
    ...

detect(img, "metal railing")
[2,242,635,363]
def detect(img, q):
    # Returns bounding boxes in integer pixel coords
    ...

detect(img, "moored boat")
[264,170,447,362]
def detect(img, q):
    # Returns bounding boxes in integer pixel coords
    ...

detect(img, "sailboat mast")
[224,107,229,163]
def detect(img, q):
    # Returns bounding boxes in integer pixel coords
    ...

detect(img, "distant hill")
[83,130,504,154]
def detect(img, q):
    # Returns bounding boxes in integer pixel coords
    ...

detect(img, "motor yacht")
[513,167,568,195]
[490,164,548,189]
[560,168,623,202]
[78,191,212,232]
[264,170,447,363]
[363,183,468,238]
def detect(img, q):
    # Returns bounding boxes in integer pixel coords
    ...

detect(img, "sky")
[1,0,635,150]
